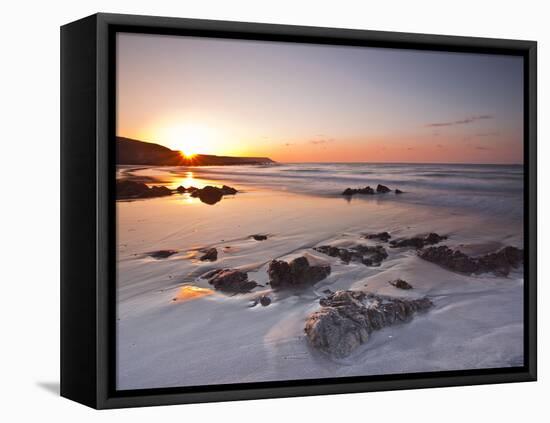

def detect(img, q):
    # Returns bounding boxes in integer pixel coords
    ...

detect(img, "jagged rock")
[176,185,187,193]
[205,269,258,293]
[419,245,523,276]
[390,233,447,249]
[342,186,375,196]
[305,290,433,358]
[251,234,268,241]
[221,185,238,195]
[117,180,172,199]
[355,245,389,266]
[364,232,391,242]
[199,248,218,262]
[267,257,330,290]
[361,186,375,195]
[314,244,388,267]
[389,279,413,289]
[190,185,238,204]
[395,189,404,194]
[147,250,178,259]
[117,180,150,199]
[140,185,172,198]
[376,184,391,193]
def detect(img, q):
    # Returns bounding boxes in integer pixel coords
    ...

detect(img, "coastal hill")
[117,136,275,166]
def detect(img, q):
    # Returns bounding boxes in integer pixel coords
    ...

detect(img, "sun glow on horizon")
[160,123,215,156]
[179,151,196,159]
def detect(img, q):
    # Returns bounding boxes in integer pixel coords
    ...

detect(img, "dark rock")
[117,180,150,199]
[419,246,477,274]
[390,233,447,249]
[389,279,413,289]
[221,185,238,195]
[176,185,187,193]
[251,234,268,241]
[139,185,172,198]
[249,294,272,308]
[267,260,291,287]
[314,245,349,262]
[190,185,224,204]
[199,248,218,262]
[205,269,258,293]
[376,184,391,193]
[267,257,331,290]
[147,250,178,259]
[305,290,433,358]
[314,244,388,267]
[418,245,523,276]
[259,295,272,306]
[190,185,238,204]
[343,185,393,196]
[364,232,391,242]
[342,186,375,196]
[355,245,388,267]
[395,189,404,194]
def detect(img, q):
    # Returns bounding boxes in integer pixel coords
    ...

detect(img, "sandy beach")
[116,163,524,390]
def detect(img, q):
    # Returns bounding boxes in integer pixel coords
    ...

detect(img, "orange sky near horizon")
[117,33,524,164]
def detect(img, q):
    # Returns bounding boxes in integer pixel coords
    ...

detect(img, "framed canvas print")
[60,13,537,409]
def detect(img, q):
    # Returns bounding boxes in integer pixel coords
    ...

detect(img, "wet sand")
[116,166,524,390]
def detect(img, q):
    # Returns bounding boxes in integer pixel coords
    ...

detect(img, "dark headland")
[117,137,275,166]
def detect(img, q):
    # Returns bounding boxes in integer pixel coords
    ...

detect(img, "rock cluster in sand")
[268,257,331,290]
[116,179,238,204]
[419,245,523,276]
[202,269,258,293]
[305,290,433,358]
[342,184,403,196]
[389,233,447,249]
[364,232,392,242]
[314,244,388,267]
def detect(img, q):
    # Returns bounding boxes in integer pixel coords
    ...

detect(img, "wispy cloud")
[476,131,499,137]
[309,138,334,145]
[425,115,493,128]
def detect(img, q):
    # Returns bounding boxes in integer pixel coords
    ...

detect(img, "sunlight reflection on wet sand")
[142,169,218,191]
[172,285,215,303]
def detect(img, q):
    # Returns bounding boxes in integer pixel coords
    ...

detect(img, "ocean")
[156,162,524,220]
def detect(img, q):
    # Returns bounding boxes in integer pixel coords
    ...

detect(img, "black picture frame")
[60,12,537,409]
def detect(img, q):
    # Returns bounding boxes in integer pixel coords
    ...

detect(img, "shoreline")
[116,165,524,390]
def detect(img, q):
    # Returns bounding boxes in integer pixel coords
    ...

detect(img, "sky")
[117,33,524,164]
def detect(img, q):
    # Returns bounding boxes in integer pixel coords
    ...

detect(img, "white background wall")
[1,0,546,421]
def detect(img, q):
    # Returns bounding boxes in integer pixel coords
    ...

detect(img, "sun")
[179,151,196,159]
[161,123,213,157]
